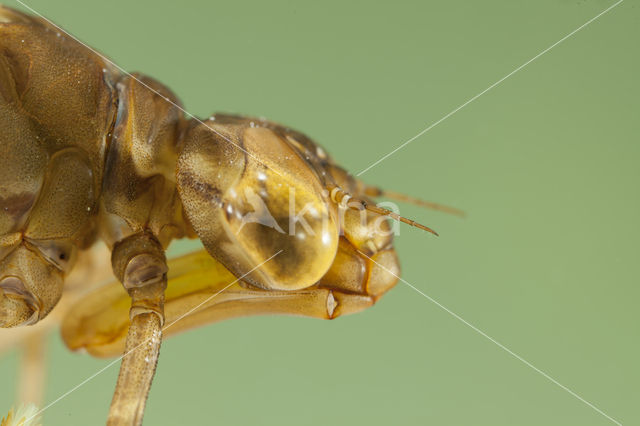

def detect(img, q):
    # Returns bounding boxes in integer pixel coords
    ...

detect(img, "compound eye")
[224,168,339,290]
[0,276,39,327]
[178,122,340,290]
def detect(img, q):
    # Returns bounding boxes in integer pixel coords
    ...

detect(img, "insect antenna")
[328,185,439,236]
[361,185,465,218]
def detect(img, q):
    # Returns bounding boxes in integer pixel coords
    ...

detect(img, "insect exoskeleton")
[176,113,403,312]
[0,4,114,329]
[177,114,398,295]
[0,5,455,424]
[0,3,412,331]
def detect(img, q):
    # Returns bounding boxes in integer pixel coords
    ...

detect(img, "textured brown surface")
[0,5,404,424]
[0,6,399,329]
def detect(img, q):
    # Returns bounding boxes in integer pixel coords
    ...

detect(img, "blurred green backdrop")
[1,0,638,425]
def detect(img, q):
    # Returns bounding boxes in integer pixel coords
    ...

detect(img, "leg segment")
[107,232,167,426]
[62,239,401,358]
[17,330,47,407]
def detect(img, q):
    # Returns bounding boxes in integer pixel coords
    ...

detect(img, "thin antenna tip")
[419,225,439,237]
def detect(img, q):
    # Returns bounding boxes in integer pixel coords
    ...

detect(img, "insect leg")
[62,244,401,358]
[107,232,167,426]
[17,330,47,407]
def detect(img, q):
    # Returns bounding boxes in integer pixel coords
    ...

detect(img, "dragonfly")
[0,5,463,425]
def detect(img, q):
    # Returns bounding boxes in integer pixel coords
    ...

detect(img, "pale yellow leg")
[17,331,47,407]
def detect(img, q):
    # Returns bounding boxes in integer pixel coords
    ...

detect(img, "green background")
[1,0,638,425]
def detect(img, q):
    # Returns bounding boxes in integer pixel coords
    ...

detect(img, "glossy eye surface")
[224,169,337,289]
[179,121,340,290]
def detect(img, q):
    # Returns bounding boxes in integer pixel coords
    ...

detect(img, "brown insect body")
[0,5,399,328]
[0,6,454,425]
